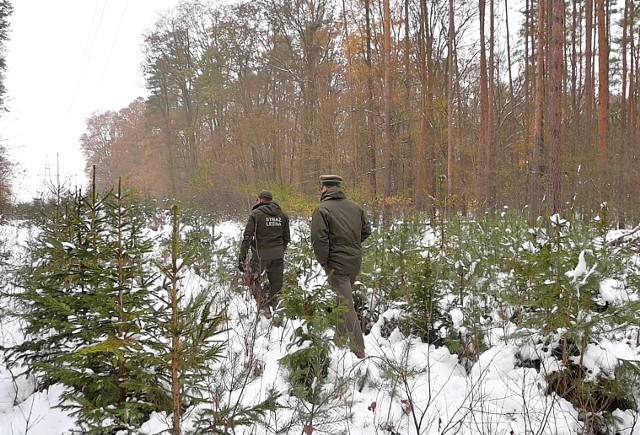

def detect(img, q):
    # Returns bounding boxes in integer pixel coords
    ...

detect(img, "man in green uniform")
[238,190,290,316]
[311,175,372,359]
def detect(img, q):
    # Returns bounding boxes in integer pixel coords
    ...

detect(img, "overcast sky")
[2,0,180,202]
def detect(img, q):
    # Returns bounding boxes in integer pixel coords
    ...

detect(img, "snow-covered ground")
[1,218,639,435]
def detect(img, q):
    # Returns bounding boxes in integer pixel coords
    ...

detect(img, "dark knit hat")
[258,190,273,201]
[320,174,343,187]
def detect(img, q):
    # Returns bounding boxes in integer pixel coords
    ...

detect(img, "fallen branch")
[607,224,640,247]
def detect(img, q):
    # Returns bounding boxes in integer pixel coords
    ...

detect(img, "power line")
[98,0,129,92]
[66,0,108,120]
[78,0,101,79]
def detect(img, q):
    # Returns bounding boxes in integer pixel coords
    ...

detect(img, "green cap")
[320,174,343,187]
[258,190,273,201]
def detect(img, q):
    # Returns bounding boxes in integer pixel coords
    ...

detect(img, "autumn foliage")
[79,0,640,223]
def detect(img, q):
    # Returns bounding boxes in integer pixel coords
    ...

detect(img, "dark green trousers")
[328,271,365,353]
[249,256,284,311]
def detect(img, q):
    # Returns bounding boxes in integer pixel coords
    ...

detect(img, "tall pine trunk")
[504,0,514,98]
[530,0,546,219]
[485,0,497,212]
[585,0,594,153]
[478,0,488,196]
[549,0,564,214]
[416,0,429,211]
[365,0,378,210]
[383,0,393,222]
[446,0,455,217]
[596,0,609,173]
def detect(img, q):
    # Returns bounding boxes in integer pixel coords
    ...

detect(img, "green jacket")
[239,201,290,262]
[311,187,372,275]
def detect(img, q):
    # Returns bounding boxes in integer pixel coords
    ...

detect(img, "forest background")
[1,2,640,434]
[0,0,639,224]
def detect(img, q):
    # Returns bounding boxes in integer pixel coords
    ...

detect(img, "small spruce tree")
[7,180,171,434]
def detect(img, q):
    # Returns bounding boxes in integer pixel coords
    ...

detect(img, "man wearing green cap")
[311,175,372,359]
[238,190,290,316]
